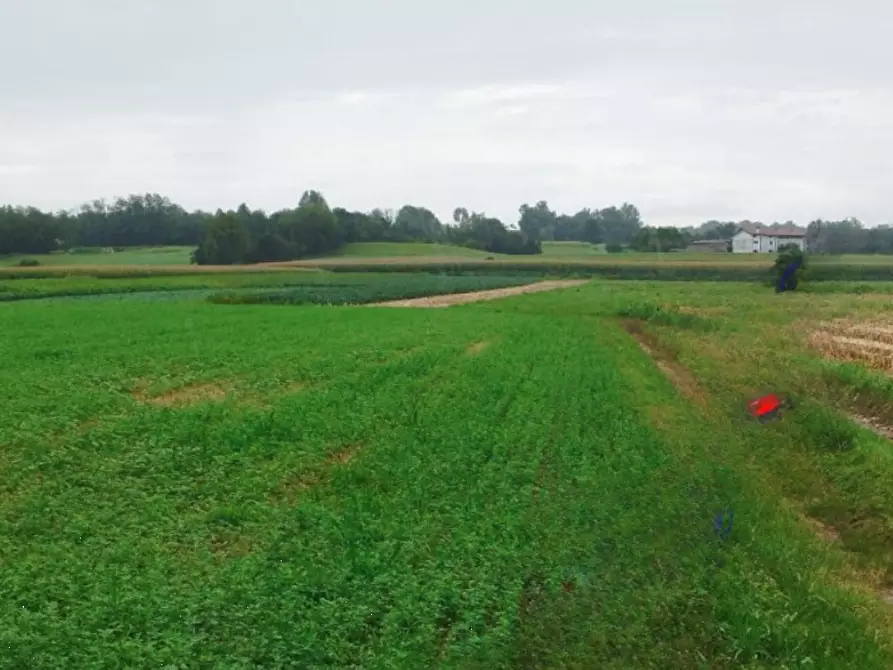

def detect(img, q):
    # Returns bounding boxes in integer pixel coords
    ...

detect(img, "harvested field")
[810,319,893,372]
[370,279,587,307]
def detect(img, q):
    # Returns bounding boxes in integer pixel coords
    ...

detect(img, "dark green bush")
[17,259,40,267]
[605,243,624,253]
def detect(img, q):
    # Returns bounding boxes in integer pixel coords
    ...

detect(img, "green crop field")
[0,272,531,304]
[4,243,893,284]
[4,277,893,667]
[208,275,532,306]
[334,241,606,259]
[333,242,497,258]
[0,246,195,267]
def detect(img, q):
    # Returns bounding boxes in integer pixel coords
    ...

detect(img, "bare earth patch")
[674,305,731,317]
[371,280,587,308]
[328,441,363,465]
[273,442,364,503]
[850,412,893,440]
[210,533,254,558]
[134,382,229,407]
[803,513,842,543]
[620,319,709,408]
[466,340,491,355]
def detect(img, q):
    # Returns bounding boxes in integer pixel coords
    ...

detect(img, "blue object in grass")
[714,508,734,542]
[777,261,801,293]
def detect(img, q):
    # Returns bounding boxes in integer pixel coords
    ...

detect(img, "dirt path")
[371,280,588,308]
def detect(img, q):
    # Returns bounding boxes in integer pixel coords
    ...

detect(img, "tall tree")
[193,212,250,265]
[518,201,557,241]
[392,206,444,242]
[298,190,329,209]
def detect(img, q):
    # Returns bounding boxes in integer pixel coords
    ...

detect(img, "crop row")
[315,261,893,281]
[0,272,530,303]
[207,275,532,306]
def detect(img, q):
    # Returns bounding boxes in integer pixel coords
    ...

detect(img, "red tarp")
[749,394,782,418]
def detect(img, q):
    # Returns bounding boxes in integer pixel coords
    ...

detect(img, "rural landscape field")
[5,2,892,666]
[3,248,893,668]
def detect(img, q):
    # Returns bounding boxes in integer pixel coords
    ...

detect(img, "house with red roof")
[731,223,806,253]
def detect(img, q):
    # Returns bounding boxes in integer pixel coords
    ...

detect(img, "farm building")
[687,239,729,253]
[731,223,806,253]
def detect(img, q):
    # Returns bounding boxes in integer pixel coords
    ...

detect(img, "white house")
[731,223,806,253]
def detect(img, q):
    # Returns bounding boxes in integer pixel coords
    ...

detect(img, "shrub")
[605,243,624,253]
[17,259,41,267]
[774,244,805,292]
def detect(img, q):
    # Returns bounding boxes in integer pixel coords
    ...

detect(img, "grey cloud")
[1,1,892,226]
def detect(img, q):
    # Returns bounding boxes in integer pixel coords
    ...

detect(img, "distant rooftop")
[737,223,806,237]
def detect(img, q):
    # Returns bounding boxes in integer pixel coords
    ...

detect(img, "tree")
[600,204,641,246]
[299,190,329,209]
[278,201,342,258]
[334,208,389,243]
[445,210,541,255]
[629,226,686,252]
[392,205,444,242]
[554,209,602,243]
[193,213,250,265]
[518,201,557,241]
[682,220,738,242]
[774,243,805,292]
[805,217,869,254]
[248,233,297,263]
[452,207,470,225]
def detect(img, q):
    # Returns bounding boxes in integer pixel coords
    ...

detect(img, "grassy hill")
[0,246,195,267]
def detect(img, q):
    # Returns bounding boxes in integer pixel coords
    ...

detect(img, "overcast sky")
[1,1,891,227]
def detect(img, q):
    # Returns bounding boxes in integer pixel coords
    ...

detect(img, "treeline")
[0,192,645,263]
[193,191,546,264]
[0,195,206,255]
[805,219,893,254]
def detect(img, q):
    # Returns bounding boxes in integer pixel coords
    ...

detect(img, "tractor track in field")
[619,319,709,408]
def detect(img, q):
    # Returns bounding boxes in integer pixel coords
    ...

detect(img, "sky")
[1,1,892,227]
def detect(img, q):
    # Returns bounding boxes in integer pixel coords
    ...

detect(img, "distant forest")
[0,191,887,262]
[0,192,644,263]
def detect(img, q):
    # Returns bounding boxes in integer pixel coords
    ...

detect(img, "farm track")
[369,280,587,307]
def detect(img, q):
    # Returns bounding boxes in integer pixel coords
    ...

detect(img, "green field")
[4,276,893,667]
[0,246,195,267]
[334,242,497,258]
[4,244,893,284]
[0,272,530,304]
[335,241,606,259]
